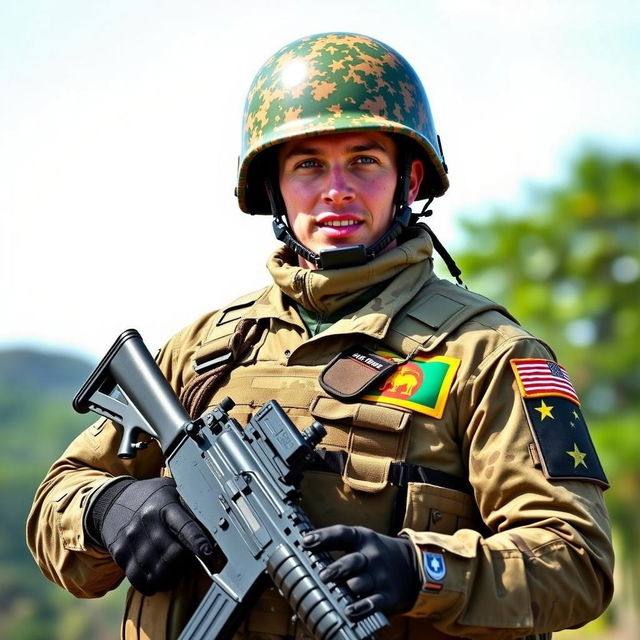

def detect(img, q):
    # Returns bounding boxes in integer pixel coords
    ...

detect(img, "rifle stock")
[73,329,189,457]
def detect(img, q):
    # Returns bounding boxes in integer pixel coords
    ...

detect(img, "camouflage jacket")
[27,230,613,639]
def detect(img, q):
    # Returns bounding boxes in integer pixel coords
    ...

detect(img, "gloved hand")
[86,476,213,595]
[302,525,421,620]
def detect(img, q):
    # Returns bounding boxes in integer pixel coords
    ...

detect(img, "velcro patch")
[319,345,398,400]
[362,352,460,418]
[419,548,446,584]
[522,395,609,489]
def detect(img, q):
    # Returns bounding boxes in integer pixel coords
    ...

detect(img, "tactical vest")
[180,280,555,640]
[185,278,515,532]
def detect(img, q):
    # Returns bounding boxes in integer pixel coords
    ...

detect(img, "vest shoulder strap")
[385,277,518,356]
[192,286,270,373]
[180,287,270,417]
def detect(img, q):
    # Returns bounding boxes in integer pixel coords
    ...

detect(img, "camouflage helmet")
[237,32,449,214]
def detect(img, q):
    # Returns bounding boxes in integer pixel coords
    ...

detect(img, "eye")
[353,155,378,166]
[296,158,321,169]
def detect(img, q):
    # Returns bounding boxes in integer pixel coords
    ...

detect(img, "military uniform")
[27,230,613,639]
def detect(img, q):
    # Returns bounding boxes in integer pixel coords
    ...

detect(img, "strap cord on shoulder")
[179,318,264,419]
[422,223,464,286]
[409,200,465,286]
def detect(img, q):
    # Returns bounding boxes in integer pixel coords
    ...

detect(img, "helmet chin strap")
[266,153,464,282]
[269,200,415,270]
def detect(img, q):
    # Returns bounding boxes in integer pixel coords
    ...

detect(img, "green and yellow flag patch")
[362,352,460,418]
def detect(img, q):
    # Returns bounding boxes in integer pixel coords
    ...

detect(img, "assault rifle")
[72,329,388,640]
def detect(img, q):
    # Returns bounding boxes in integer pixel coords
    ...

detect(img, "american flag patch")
[510,358,580,405]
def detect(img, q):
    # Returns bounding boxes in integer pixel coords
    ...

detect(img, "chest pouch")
[309,395,411,493]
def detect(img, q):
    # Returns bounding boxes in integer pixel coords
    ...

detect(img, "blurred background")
[1,1,638,638]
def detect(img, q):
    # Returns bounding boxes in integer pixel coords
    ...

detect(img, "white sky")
[1,0,639,360]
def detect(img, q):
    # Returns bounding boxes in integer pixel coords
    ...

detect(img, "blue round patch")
[423,551,446,582]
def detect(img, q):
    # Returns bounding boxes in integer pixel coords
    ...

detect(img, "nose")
[322,167,355,205]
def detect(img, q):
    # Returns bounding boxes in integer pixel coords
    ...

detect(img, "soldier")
[28,33,613,639]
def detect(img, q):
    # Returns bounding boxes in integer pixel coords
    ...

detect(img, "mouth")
[318,219,363,228]
[316,215,363,237]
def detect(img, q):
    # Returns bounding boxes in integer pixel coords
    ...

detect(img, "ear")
[407,159,424,205]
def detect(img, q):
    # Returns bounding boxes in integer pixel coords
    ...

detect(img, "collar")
[265,228,434,318]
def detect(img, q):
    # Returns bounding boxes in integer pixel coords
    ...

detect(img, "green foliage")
[0,348,125,639]
[456,151,639,419]
[454,149,640,630]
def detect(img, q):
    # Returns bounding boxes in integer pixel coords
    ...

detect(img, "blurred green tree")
[449,149,640,635]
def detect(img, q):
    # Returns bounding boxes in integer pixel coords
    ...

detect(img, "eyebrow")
[283,141,390,159]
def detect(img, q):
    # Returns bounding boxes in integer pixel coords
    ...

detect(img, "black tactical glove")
[302,525,421,620]
[86,476,213,595]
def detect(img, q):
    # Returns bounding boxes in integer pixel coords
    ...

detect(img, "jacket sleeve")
[401,336,614,638]
[25,327,194,598]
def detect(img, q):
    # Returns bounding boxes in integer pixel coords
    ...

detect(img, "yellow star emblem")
[534,399,554,420]
[566,443,588,469]
[572,410,579,420]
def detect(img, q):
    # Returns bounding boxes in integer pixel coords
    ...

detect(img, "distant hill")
[0,346,96,477]
[0,345,95,550]
[0,346,125,639]
[0,347,94,395]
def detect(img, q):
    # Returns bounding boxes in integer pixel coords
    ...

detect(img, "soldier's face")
[278,132,423,269]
